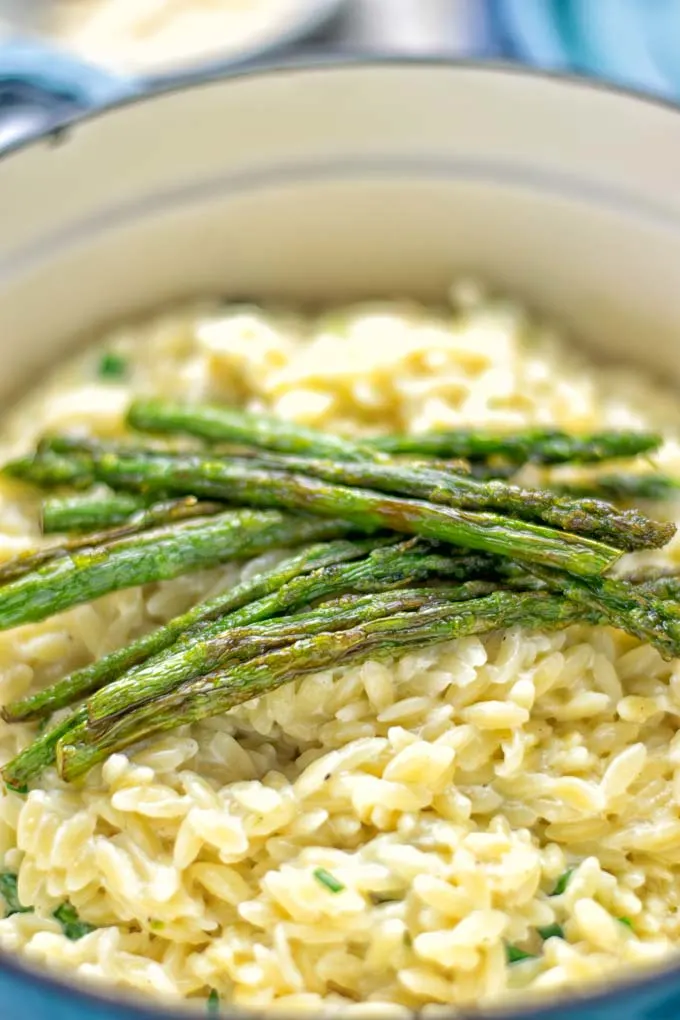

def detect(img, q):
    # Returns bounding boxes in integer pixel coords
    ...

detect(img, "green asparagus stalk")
[25,444,674,551]
[369,427,663,465]
[3,451,95,490]
[127,400,662,467]
[532,567,680,660]
[3,540,505,729]
[229,451,674,552]
[0,575,516,786]
[556,474,680,503]
[89,584,500,732]
[43,496,225,544]
[86,544,512,726]
[12,559,676,785]
[0,510,360,633]
[41,493,149,533]
[43,495,225,540]
[2,711,85,791]
[127,399,382,462]
[637,576,680,601]
[56,591,601,782]
[4,588,460,786]
[1,536,391,723]
[0,497,226,587]
[21,439,672,551]
[617,567,680,601]
[39,442,623,576]
[468,463,518,480]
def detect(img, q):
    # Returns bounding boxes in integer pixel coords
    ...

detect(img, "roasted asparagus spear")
[128,399,662,466]
[0,581,518,786]
[556,473,680,503]
[55,590,601,782]
[369,427,662,465]
[217,451,674,552]
[28,441,624,576]
[0,510,358,632]
[128,399,381,462]
[1,536,386,722]
[85,545,512,726]
[533,567,680,660]
[41,493,150,533]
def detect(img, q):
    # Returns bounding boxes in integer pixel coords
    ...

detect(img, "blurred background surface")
[1,0,679,149]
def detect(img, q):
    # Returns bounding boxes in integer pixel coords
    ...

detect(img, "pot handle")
[0,39,135,149]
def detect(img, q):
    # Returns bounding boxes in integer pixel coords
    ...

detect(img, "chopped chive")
[313,868,345,893]
[53,902,97,941]
[505,944,538,964]
[5,781,28,795]
[0,873,33,917]
[149,919,165,931]
[550,868,576,896]
[207,989,220,1014]
[369,891,403,905]
[537,923,564,941]
[618,916,633,929]
[97,352,128,381]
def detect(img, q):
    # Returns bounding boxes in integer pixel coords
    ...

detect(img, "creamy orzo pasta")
[1,283,680,1013]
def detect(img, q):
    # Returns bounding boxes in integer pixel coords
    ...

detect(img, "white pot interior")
[1,63,680,404]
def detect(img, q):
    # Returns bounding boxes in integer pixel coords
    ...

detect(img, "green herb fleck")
[53,902,97,941]
[403,931,413,948]
[550,868,575,896]
[5,781,28,795]
[149,919,165,931]
[313,868,345,894]
[618,916,633,929]
[0,873,33,918]
[505,944,538,964]
[537,923,564,941]
[98,352,128,381]
[369,891,403,905]
[207,989,220,1014]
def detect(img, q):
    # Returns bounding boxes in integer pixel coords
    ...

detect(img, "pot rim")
[2,50,680,161]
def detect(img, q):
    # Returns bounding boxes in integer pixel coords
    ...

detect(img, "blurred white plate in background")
[0,0,348,78]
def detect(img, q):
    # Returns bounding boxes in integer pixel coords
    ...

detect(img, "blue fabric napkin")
[492,0,680,98]
[0,38,133,104]
[0,37,135,146]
